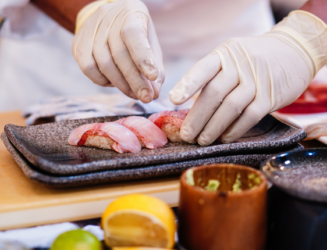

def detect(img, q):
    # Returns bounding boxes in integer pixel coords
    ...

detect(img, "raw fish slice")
[148,111,171,123]
[93,122,142,153]
[148,110,190,143]
[68,122,141,153]
[117,116,168,149]
[148,110,188,126]
[154,113,185,129]
[304,123,327,141]
[68,123,98,145]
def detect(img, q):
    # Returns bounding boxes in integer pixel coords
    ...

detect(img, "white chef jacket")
[0,0,274,112]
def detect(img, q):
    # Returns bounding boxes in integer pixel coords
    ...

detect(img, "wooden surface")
[0,111,180,230]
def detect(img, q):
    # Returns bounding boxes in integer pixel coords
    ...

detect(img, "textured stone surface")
[262,148,327,202]
[2,133,303,188]
[4,114,306,176]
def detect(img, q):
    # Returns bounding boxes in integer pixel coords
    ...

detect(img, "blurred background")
[271,0,307,22]
[0,0,318,115]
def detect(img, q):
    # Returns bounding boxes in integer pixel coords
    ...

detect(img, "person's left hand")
[169,11,327,145]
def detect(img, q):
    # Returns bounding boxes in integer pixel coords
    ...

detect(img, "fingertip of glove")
[220,134,234,144]
[144,69,158,81]
[138,88,153,103]
[169,90,184,105]
[197,136,212,146]
[180,127,196,144]
[141,60,159,81]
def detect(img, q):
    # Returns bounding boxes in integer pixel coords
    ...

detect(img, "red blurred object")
[278,82,327,114]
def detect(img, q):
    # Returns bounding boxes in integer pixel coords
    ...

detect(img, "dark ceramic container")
[178,164,267,250]
[265,186,327,250]
[262,148,327,250]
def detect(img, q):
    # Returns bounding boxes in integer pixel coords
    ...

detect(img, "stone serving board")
[1,133,303,188]
[4,114,306,176]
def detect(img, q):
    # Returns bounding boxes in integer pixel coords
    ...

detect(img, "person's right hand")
[170,10,327,145]
[72,0,164,103]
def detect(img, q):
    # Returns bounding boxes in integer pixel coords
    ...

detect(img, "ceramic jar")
[178,164,267,250]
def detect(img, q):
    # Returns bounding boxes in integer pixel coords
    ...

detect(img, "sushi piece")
[68,122,141,153]
[116,116,168,149]
[148,109,190,142]
[67,123,98,145]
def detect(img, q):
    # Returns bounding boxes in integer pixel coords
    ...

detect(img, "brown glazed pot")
[178,164,267,250]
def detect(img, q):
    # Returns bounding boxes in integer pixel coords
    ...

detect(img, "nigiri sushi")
[68,122,141,153]
[116,116,168,149]
[148,109,190,142]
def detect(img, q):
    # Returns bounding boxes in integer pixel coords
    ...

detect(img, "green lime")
[50,229,102,250]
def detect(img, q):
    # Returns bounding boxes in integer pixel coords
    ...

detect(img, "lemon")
[50,229,101,250]
[102,194,176,248]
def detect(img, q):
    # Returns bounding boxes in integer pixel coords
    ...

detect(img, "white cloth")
[0,223,104,249]
[147,0,275,61]
[22,94,173,125]
[0,0,274,112]
[273,112,327,144]
[22,92,197,125]
[0,223,78,248]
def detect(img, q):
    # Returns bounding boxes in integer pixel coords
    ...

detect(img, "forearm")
[31,0,96,33]
[300,0,327,24]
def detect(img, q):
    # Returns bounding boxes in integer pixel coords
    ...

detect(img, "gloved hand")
[72,0,164,103]
[170,10,327,145]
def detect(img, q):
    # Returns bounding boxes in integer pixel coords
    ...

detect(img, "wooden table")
[0,111,180,230]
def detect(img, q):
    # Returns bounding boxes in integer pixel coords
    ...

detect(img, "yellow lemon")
[102,194,176,249]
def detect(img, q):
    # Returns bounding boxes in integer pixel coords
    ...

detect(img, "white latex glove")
[170,10,327,145]
[72,0,164,103]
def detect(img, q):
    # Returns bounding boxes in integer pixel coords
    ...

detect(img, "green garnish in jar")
[248,173,261,188]
[232,173,242,192]
[186,168,195,186]
[205,180,220,191]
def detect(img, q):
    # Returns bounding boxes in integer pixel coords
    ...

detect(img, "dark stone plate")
[1,133,303,188]
[262,148,327,202]
[4,114,306,176]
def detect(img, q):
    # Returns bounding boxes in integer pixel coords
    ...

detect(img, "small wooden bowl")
[178,164,267,250]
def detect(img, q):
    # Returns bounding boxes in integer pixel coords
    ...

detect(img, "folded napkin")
[272,112,327,144]
[0,223,103,249]
[22,93,194,125]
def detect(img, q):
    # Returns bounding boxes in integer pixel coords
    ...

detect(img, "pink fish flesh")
[148,109,190,142]
[68,122,141,153]
[116,116,168,149]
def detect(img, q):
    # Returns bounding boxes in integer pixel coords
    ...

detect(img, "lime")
[50,229,101,250]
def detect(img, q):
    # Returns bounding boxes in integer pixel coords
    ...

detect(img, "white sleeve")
[0,0,58,40]
[141,0,189,11]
